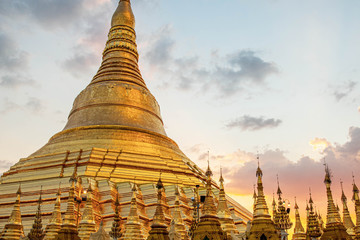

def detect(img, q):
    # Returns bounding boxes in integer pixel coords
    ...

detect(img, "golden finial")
[111,0,135,29]
[205,151,213,177]
[256,155,262,177]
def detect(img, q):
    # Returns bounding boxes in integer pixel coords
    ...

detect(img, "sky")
[1,0,360,232]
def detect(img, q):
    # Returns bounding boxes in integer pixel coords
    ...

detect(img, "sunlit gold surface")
[247,162,278,240]
[0,0,252,237]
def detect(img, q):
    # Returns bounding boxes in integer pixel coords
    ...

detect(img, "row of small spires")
[0,162,240,240]
[251,159,360,239]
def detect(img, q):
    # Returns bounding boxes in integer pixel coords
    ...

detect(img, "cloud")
[0,160,13,175]
[0,0,89,30]
[226,115,282,131]
[192,126,360,218]
[213,51,279,95]
[0,30,34,90]
[332,80,357,102]
[141,28,278,96]
[309,137,331,152]
[0,33,29,72]
[62,51,100,78]
[26,97,45,113]
[0,75,36,89]
[0,97,45,114]
[0,98,21,114]
[145,26,175,66]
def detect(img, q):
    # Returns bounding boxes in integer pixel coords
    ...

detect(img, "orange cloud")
[309,137,331,152]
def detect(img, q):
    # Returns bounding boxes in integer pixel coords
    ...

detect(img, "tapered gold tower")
[0,0,251,235]
[192,163,227,240]
[320,165,351,240]
[353,177,360,240]
[247,159,278,240]
[340,180,355,236]
[292,198,306,240]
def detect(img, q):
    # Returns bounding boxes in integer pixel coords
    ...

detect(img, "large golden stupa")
[0,0,251,238]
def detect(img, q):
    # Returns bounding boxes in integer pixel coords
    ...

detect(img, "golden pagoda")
[340,180,355,236]
[273,177,292,240]
[191,163,228,240]
[292,198,306,240]
[0,0,252,237]
[44,186,62,240]
[146,178,170,240]
[306,191,321,240]
[247,159,279,240]
[320,165,351,240]
[0,186,24,240]
[353,176,360,240]
[216,169,239,238]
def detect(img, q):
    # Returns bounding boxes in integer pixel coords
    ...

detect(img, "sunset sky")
[1,0,360,231]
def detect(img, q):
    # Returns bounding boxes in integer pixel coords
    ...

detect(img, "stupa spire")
[306,190,322,239]
[247,157,278,240]
[0,185,24,240]
[293,197,306,240]
[192,164,227,240]
[253,157,270,217]
[78,182,96,240]
[320,164,350,240]
[274,176,292,239]
[352,175,360,239]
[171,185,188,240]
[44,185,62,240]
[109,192,122,240]
[202,162,217,216]
[55,171,81,240]
[216,169,239,237]
[323,164,342,224]
[28,187,45,240]
[121,183,144,240]
[147,176,170,240]
[340,180,355,231]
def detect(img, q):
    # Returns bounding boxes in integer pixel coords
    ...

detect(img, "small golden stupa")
[0,0,252,238]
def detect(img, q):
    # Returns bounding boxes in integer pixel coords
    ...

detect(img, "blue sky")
[1,0,360,219]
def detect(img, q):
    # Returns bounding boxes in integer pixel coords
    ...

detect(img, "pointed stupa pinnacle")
[9,185,23,225]
[306,191,322,238]
[111,0,135,29]
[340,181,355,233]
[352,175,360,238]
[8,184,22,225]
[109,192,122,240]
[1,184,25,239]
[293,197,306,235]
[276,175,282,200]
[217,169,232,219]
[28,187,45,240]
[50,185,63,225]
[253,156,270,218]
[62,174,77,226]
[323,164,342,225]
[44,185,62,240]
[152,176,167,227]
[202,161,217,216]
[121,183,144,240]
[219,167,224,190]
[205,152,213,178]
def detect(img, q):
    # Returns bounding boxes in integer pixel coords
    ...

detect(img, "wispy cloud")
[0,28,35,90]
[141,27,279,97]
[226,115,282,131]
[332,80,357,102]
[0,97,45,114]
[0,75,36,89]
